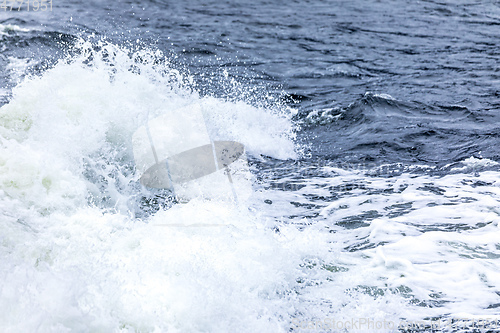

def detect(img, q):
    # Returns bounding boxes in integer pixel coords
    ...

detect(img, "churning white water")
[1,39,500,332]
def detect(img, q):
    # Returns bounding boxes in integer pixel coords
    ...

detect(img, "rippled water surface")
[1,1,500,332]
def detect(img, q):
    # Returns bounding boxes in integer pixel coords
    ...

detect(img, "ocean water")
[1,1,500,332]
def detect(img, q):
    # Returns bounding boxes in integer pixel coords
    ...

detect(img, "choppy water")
[1,1,500,332]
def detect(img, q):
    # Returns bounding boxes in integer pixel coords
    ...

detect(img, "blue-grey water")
[1,1,500,332]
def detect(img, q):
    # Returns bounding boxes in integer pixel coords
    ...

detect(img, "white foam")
[366,92,396,101]
[6,56,38,85]
[259,165,500,326]
[451,156,499,172]
[0,39,317,332]
[0,24,31,36]
[3,37,498,332]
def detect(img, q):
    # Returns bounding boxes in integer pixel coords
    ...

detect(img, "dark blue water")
[2,1,500,331]
[2,0,500,166]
